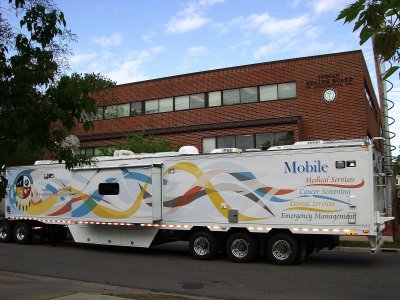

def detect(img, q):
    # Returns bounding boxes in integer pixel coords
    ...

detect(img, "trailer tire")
[14,222,31,245]
[189,231,218,260]
[266,233,298,265]
[226,232,258,263]
[0,221,13,243]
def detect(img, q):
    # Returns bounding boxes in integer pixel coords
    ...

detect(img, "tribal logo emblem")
[13,173,33,211]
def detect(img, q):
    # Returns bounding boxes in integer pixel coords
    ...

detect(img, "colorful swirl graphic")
[9,170,152,219]
[9,162,365,221]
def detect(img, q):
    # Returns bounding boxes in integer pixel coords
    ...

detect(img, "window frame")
[208,91,222,107]
[222,89,240,106]
[145,99,159,114]
[240,86,258,104]
[277,82,296,99]
[91,81,297,119]
[159,97,174,113]
[130,101,143,116]
[259,84,278,102]
[175,95,190,111]
[189,93,206,109]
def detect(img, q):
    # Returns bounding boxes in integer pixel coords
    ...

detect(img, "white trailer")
[0,139,394,264]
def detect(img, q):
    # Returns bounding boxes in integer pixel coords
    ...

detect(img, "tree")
[338,0,400,245]
[336,0,400,79]
[0,1,115,199]
[99,133,178,156]
[395,155,400,175]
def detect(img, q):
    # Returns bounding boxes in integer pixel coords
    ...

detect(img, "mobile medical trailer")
[0,139,394,264]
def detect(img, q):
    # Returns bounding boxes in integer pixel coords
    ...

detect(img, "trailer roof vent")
[179,146,199,155]
[294,140,325,146]
[113,150,135,157]
[34,160,60,165]
[244,148,262,152]
[210,148,242,154]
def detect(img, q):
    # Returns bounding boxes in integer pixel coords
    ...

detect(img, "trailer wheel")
[266,233,298,265]
[0,221,13,243]
[226,232,258,263]
[14,222,31,245]
[189,231,218,260]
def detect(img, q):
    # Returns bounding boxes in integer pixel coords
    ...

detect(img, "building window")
[259,82,296,101]
[256,131,294,149]
[80,107,104,122]
[190,93,205,109]
[175,95,190,111]
[259,84,278,101]
[131,102,142,116]
[96,107,104,120]
[209,91,221,107]
[117,103,130,117]
[145,99,159,114]
[217,135,236,148]
[365,88,373,108]
[159,97,174,113]
[255,133,275,149]
[364,82,377,115]
[223,89,240,105]
[104,104,130,119]
[85,147,95,156]
[104,105,117,119]
[203,131,295,153]
[278,82,296,99]
[240,87,258,103]
[276,131,294,145]
[203,137,216,153]
[80,147,110,156]
[236,135,254,149]
[92,81,297,121]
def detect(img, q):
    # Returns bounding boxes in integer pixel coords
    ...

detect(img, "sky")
[54,0,399,156]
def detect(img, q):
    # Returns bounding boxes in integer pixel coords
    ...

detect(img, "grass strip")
[339,240,400,249]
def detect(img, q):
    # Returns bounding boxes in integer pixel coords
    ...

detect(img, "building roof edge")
[109,50,364,89]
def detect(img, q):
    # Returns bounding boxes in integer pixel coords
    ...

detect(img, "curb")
[331,247,400,253]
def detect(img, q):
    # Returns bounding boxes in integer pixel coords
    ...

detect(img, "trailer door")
[152,166,162,222]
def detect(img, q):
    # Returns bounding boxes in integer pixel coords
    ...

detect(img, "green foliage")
[99,133,178,156]
[0,1,115,199]
[394,155,400,175]
[336,0,400,79]
[0,140,43,166]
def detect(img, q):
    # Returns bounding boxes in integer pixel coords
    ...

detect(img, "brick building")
[74,50,381,154]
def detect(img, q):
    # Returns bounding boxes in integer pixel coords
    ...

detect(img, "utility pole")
[373,42,399,244]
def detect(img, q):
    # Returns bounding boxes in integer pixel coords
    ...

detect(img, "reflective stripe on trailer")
[78,221,135,226]
[6,217,193,229]
[247,226,272,232]
[8,217,75,225]
[246,226,361,235]
[7,217,363,235]
[141,223,192,229]
[290,227,358,235]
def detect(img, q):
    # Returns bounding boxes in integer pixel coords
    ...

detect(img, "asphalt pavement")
[0,270,216,300]
[0,238,399,300]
